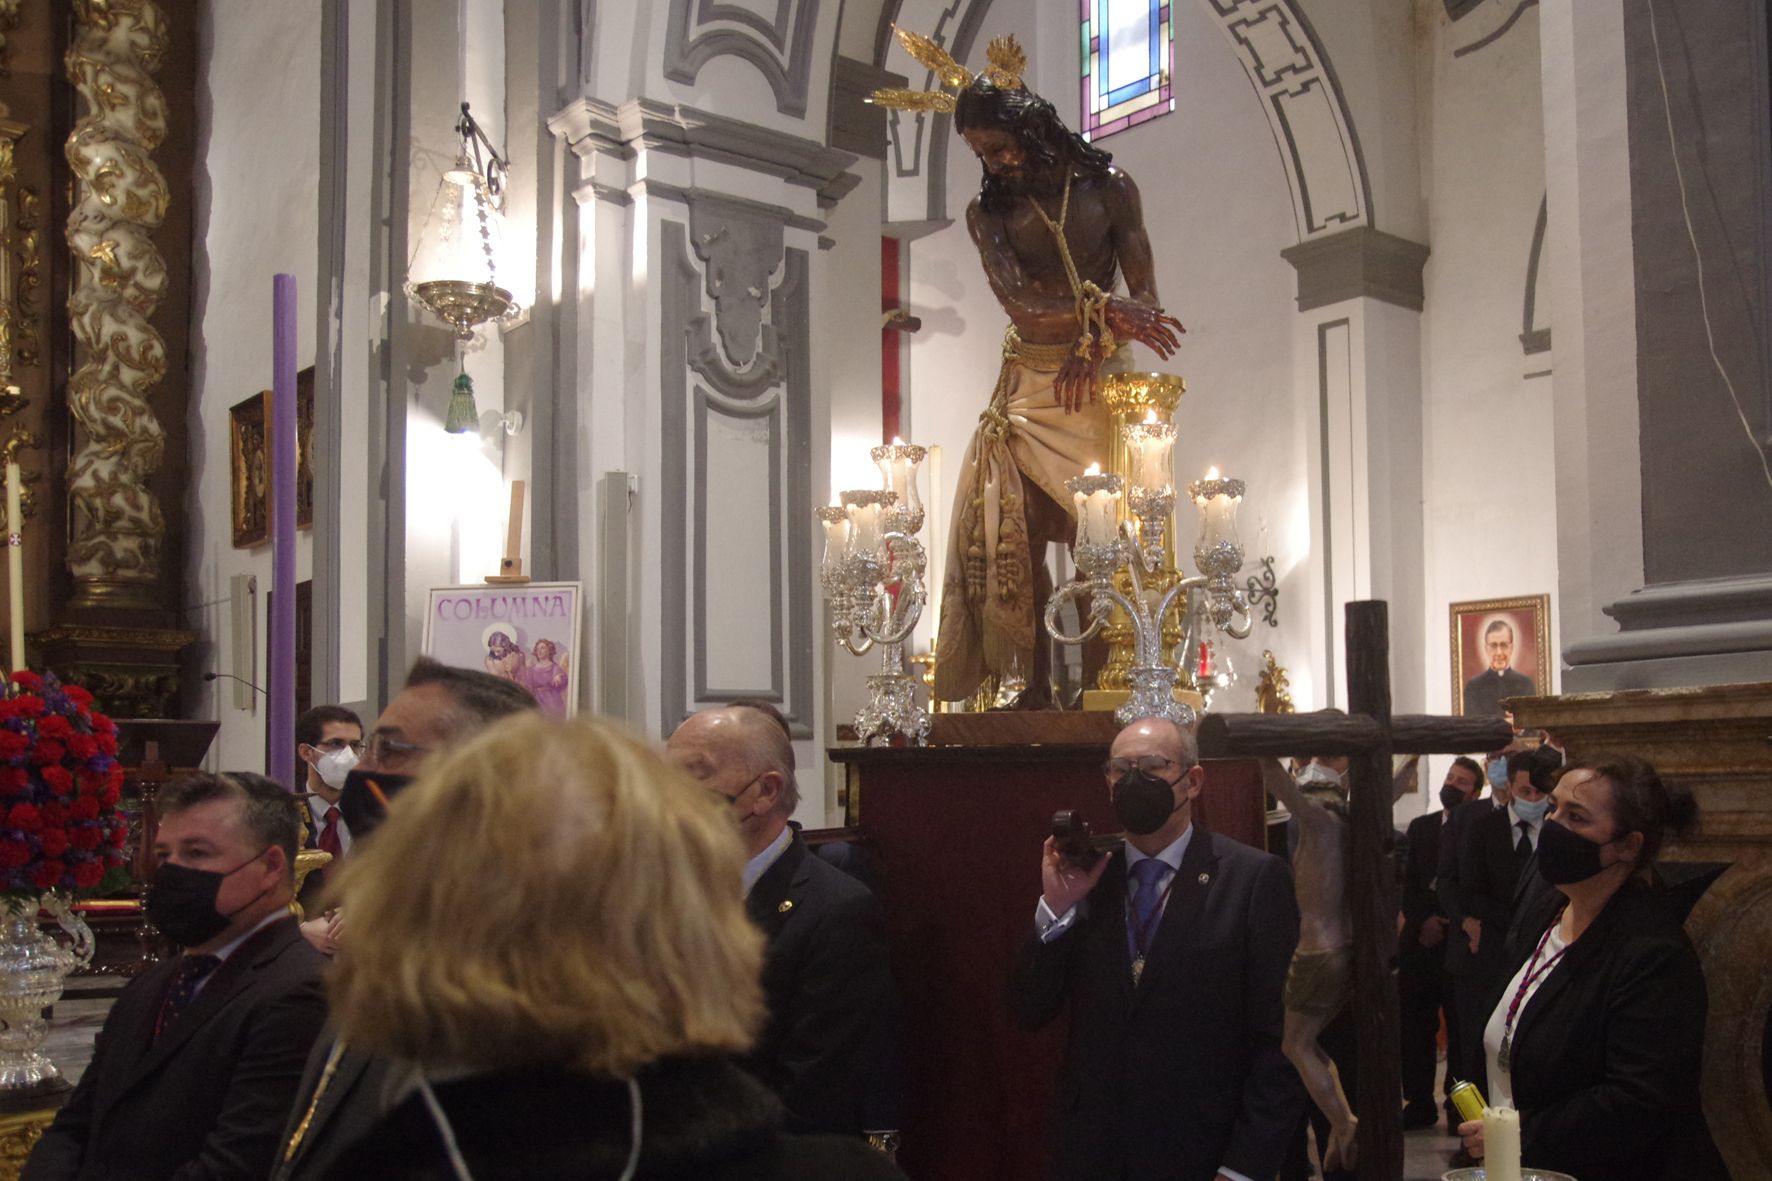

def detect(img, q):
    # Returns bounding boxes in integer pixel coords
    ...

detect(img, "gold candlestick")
[1085,372,1191,708]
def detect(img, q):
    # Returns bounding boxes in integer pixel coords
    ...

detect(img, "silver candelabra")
[817,443,931,745]
[1045,468,1252,726]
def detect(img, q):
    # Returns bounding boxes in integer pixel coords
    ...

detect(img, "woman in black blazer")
[1457,753,1727,1181]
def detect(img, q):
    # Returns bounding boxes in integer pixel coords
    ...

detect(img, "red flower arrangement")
[0,671,129,902]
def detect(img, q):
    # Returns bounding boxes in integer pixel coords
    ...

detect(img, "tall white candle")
[1132,410,1174,491]
[885,436,909,501]
[1192,467,1244,549]
[848,502,882,554]
[1090,487,1117,541]
[5,462,21,674]
[1483,1106,1521,1181]
[928,445,944,625]
[818,503,850,561]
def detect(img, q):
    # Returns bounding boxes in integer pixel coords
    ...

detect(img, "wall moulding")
[548,97,859,205]
[663,0,821,118]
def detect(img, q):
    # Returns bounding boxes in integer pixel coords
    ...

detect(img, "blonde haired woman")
[319,712,905,1181]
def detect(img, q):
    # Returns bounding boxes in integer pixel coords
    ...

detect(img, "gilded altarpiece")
[0,1,198,719]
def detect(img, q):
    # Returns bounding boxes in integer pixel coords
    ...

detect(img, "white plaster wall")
[1295,0,1428,241]
[588,2,839,140]
[907,0,1309,713]
[815,162,886,820]
[401,2,513,668]
[187,1,322,777]
[1407,7,1557,818]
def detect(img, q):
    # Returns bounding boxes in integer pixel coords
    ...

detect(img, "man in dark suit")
[1461,619,1536,717]
[1443,747,1550,1133]
[1501,747,1567,965]
[25,773,327,1181]
[1435,754,1508,1116]
[271,659,537,1181]
[293,704,362,954]
[1011,717,1303,1181]
[667,704,902,1148]
[1396,755,1484,1130]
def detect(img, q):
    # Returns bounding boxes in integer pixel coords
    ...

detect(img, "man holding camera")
[1010,717,1304,1181]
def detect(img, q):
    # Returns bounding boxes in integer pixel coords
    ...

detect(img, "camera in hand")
[1052,810,1104,869]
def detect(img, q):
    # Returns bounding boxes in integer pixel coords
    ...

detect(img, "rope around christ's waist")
[980,327,1077,439]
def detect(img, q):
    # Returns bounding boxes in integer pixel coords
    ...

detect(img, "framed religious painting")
[229,393,268,547]
[229,367,315,548]
[1449,594,1551,719]
[423,582,583,719]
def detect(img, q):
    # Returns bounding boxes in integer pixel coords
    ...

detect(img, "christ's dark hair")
[955,78,1113,212]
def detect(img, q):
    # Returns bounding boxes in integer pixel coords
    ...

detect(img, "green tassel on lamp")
[444,370,479,434]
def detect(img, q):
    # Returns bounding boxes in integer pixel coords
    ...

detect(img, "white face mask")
[1294,762,1345,790]
[312,747,359,791]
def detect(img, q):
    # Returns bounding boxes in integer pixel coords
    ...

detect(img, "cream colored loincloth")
[1284,945,1353,1020]
[932,330,1117,701]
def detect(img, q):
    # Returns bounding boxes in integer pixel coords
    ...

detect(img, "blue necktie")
[1127,858,1171,982]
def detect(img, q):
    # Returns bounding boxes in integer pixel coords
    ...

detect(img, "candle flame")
[1084,462,1101,476]
[1206,466,1220,481]
[1142,408,1159,425]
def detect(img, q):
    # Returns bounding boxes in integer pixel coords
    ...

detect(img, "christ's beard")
[988,162,1062,200]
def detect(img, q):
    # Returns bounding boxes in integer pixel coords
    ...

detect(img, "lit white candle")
[886,437,910,502]
[1133,409,1174,491]
[817,503,850,564]
[1091,487,1117,542]
[927,445,944,621]
[5,462,20,674]
[1068,463,1122,546]
[1191,466,1244,550]
[1483,1106,1521,1181]
[847,500,883,555]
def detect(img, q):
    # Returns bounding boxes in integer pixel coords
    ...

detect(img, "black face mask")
[1439,784,1470,813]
[1536,817,1615,886]
[338,769,417,840]
[147,851,271,948]
[1113,770,1180,835]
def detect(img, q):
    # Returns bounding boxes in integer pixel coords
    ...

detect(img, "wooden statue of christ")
[930,77,1184,707]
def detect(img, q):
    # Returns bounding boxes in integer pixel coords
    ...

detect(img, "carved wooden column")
[33,0,195,717]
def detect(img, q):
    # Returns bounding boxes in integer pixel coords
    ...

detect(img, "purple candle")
[269,275,298,787]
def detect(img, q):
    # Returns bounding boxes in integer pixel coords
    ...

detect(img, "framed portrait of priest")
[422,582,582,719]
[1450,594,1551,718]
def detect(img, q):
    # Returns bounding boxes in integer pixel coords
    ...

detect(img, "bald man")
[1011,718,1304,1181]
[667,707,901,1148]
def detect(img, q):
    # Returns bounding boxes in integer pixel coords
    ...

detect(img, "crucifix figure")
[1262,746,1420,1172]
[1199,602,1512,1180]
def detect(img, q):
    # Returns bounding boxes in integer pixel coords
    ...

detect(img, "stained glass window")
[1080,0,1173,140]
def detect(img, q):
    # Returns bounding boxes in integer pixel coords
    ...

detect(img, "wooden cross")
[1197,600,1513,1181]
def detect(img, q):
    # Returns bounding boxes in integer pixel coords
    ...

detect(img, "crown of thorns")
[867,27,1027,113]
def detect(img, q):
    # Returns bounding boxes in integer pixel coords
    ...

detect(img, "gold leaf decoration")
[984,35,1026,89]
[865,87,957,114]
[892,26,971,89]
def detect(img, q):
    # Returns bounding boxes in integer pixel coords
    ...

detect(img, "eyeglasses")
[1102,755,1181,779]
[365,734,432,766]
[314,738,364,755]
